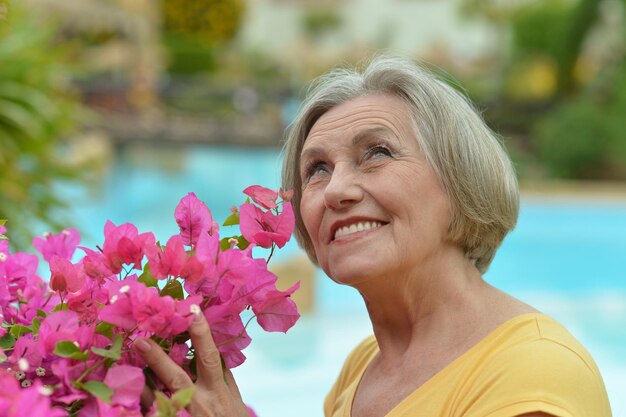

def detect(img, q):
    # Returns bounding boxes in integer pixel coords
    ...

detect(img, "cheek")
[299,192,322,245]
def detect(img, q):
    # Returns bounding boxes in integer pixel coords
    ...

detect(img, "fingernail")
[134,338,152,353]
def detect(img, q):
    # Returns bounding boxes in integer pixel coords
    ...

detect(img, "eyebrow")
[300,126,395,165]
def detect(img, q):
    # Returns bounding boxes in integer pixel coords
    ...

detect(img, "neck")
[355,245,489,366]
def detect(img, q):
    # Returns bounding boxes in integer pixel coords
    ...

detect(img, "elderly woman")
[134,56,612,417]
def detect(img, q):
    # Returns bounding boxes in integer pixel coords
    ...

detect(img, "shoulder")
[462,314,611,417]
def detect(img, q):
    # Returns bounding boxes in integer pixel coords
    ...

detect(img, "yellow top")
[324,314,612,417]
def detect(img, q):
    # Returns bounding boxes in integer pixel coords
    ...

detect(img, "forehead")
[304,94,414,148]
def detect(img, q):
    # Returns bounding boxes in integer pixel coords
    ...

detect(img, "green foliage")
[9,324,32,338]
[533,64,626,179]
[162,0,244,43]
[510,1,573,61]
[0,6,89,250]
[80,380,113,403]
[161,279,184,300]
[139,263,159,288]
[0,333,15,350]
[161,0,245,75]
[222,210,239,226]
[302,9,343,38]
[153,387,196,417]
[54,341,90,361]
[91,334,123,360]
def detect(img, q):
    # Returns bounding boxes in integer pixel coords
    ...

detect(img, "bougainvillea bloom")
[49,255,84,293]
[32,228,80,262]
[243,185,279,210]
[0,369,66,417]
[174,192,213,247]
[0,188,298,416]
[239,201,295,248]
[102,221,155,273]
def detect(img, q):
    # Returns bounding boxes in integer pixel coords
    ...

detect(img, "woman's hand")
[133,313,250,417]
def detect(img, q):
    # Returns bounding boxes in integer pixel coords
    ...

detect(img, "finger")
[140,385,155,412]
[224,368,243,401]
[188,313,224,388]
[133,338,194,392]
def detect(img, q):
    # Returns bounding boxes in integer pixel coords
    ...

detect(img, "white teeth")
[334,221,383,240]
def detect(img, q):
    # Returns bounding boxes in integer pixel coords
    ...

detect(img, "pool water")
[56,145,626,416]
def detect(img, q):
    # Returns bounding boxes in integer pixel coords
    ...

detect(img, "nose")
[323,164,364,210]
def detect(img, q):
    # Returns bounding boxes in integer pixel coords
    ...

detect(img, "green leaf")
[171,386,195,409]
[161,280,184,300]
[0,219,6,226]
[222,211,240,226]
[219,237,232,251]
[91,334,122,360]
[236,235,250,250]
[219,235,249,251]
[30,317,41,334]
[36,309,47,318]
[0,333,15,350]
[54,340,89,361]
[10,324,32,338]
[94,322,115,339]
[81,380,113,404]
[52,303,69,312]
[155,391,176,417]
[138,263,158,288]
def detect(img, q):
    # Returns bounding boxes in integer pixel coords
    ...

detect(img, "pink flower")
[204,313,252,368]
[37,310,80,356]
[174,192,214,247]
[0,252,39,297]
[279,187,294,201]
[168,343,189,366]
[67,278,108,324]
[102,221,155,273]
[49,255,84,293]
[243,185,278,210]
[80,247,115,283]
[33,228,80,262]
[239,202,295,248]
[104,365,145,409]
[100,279,201,338]
[0,369,66,417]
[144,235,187,280]
[252,282,300,333]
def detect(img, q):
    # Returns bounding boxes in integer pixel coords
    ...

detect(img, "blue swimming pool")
[56,144,626,417]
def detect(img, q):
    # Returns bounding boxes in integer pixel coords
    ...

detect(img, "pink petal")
[243,185,278,210]
[49,256,84,293]
[174,192,213,247]
[254,282,300,332]
[104,365,145,408]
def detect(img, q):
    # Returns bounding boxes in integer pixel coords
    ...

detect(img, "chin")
[324,260,382,288]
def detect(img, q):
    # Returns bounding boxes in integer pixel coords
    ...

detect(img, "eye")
[302,160,329,184]
[364,144,392,160]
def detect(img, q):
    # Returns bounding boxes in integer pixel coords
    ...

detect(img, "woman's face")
[299,94,452,285]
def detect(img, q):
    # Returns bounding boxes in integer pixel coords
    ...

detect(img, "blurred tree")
[534,58,626,179]
[461,0,626,180]
[162,0,245,75]
[0,5,89,249]
[302,9,343,40]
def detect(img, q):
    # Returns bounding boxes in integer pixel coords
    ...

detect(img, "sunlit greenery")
[0,5,89,249]
[462,0,626,180]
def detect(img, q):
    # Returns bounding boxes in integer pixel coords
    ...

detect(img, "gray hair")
[281,55,519,274]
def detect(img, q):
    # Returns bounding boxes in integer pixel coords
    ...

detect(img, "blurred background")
[1,0,625,415]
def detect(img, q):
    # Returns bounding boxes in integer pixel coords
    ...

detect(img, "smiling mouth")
[334,221,385,240]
